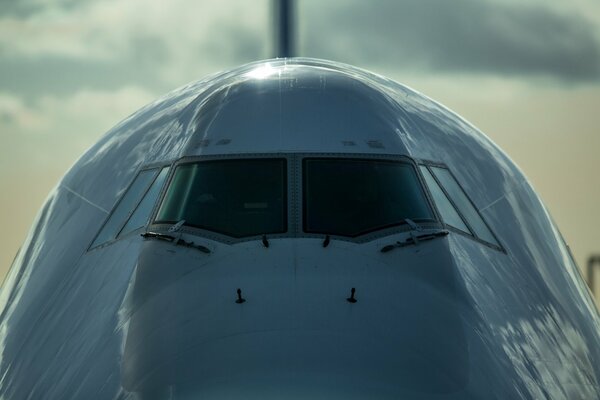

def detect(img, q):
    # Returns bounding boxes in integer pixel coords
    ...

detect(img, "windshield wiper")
[142,222,211,254]
[380,219,448,253]
[168,219,187,233]
[173,237,211,254]
[141,231,176,242]
[403,218,422,231]
[380,230,448,253]
[140,220,187,242]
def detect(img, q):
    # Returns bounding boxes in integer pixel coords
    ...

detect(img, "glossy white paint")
[0,59,598,399]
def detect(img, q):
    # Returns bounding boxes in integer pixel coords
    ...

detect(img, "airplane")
[0,56,599,399]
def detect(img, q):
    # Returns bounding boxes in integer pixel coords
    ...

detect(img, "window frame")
[87,162,172,251]
[148,153,444,244]
[301,156,437,238]
[418,165,473,236]
[117,166,172,239]
[154,157,289,239]
[148,154,296,244]
[87,153,503,251]
[417,161,504,252]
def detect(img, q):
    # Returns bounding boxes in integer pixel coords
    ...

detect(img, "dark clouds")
[0,5,268,100]
[1,0,599,104]
[299,0,600,81]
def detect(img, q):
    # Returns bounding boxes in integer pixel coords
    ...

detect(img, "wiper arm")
[141,231,176,242]
[403,218,422,231]
[140,220,187,242]
[174,238,211,254]
[141,230,211,254]
[380,229,449,253]
[168,219,187,233]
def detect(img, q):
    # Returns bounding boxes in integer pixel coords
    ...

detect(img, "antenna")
[274,0,294,58]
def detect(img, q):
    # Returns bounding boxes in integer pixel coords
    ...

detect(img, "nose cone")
[121,235,471,398]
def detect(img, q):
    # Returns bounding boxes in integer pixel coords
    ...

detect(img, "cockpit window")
[155,159,287,238]
[303,159,434,237]
[90,168,159,249]
[429,166,500,246]
[419,166,471,234]
[419,163,500,248]
[118,167,170,237]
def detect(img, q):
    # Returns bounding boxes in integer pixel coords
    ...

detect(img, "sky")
[0,0,599,301]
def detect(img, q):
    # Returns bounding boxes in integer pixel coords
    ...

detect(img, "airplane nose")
[120,236,471,398]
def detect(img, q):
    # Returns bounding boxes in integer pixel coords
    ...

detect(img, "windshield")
[155,159,287,238]
[303,159,434,237]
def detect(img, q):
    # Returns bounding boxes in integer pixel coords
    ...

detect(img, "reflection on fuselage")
[0,59,598,399]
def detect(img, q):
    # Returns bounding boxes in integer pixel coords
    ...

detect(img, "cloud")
[0,0,84,18]
[299,0,600,81]
[0,56,163,99]
[0,87,155,140]
[0,0,271,93]
[5,0,599,98]
[1,88,152,181]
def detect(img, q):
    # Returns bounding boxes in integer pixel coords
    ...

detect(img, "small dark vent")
[193,139,210,149]
[366,140,384,149]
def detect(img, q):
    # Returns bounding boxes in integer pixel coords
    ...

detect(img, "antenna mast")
[274,0,294,58]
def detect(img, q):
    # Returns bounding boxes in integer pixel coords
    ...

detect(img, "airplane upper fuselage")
[1,58,598,399]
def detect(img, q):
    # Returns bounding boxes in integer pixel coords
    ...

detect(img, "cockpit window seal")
[417,160,505,253]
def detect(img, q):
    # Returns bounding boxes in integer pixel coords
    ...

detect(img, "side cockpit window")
[420,164,501,249]
[304,159,434,237]
[155,159,287,238]
[419,166,470,234]
[90,166,170,249]
[119,167,170,237]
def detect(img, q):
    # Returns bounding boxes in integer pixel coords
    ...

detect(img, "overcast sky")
[1,0,599,298]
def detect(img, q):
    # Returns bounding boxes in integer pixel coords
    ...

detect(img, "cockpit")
[88,155,501,250]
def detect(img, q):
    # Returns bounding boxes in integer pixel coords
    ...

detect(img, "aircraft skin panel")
[0,59,598,398]
[60,58,520,213]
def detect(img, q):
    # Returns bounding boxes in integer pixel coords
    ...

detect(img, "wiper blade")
[380,229,449,253]
[141,231,211,254]
[141,231,176,242]
[141,220,187,241]
[174,238,211,254]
